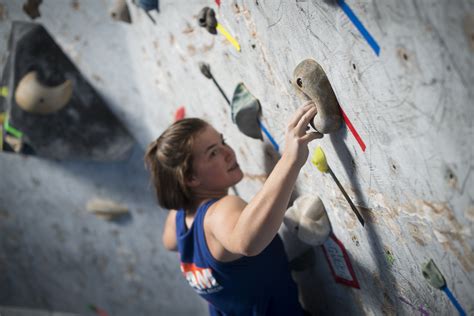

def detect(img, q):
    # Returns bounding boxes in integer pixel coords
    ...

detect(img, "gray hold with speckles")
[292,59,342,134]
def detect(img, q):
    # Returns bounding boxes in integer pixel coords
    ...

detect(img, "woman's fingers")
[295,106,317,134]
[301,131,323,143]
[287,102,314,128]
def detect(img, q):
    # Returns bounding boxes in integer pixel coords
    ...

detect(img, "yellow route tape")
[216,23,241,52]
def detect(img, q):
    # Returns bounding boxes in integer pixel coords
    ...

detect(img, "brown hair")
[144,118,209,211]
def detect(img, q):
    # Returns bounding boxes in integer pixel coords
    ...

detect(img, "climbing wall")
[0,0,472,315]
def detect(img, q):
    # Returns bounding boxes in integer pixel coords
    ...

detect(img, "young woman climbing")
[145,103,321,315]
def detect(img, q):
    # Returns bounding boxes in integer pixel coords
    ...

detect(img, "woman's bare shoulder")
[207,195,247,223]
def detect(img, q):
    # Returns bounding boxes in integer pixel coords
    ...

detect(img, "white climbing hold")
[283,195,331,246]
[86,198,129,221]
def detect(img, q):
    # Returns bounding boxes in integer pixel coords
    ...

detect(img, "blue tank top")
[176,199,305,316]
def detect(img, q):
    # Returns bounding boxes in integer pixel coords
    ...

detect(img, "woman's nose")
[224,146,234,161]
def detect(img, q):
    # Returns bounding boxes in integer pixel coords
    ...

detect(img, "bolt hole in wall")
[352,63,356,70]
[296,78,303,87]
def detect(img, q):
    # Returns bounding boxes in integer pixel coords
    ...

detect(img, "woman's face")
[188,125,243,193]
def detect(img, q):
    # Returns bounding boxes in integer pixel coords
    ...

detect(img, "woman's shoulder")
[207,195,247,222]
[215,194,247,209]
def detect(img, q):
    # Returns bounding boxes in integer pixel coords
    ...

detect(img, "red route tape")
[339,106,366,152]
[174,106,186,121]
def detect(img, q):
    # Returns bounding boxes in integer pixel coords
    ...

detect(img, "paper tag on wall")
[321,232,360,288]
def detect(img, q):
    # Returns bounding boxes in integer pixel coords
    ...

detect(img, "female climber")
[144,103,321,315]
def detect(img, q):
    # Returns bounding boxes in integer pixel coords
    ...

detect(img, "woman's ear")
[185,174,200,188]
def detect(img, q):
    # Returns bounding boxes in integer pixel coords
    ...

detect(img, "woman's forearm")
[232,154,301,256]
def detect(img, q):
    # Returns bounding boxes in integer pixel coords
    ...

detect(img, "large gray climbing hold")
[231,83,262,140]
[292,59,342,134]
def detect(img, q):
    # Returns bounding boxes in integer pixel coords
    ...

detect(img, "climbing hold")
[14,71,73,114]
[231,83,262,140]
[283,195,331,246]
[197,7,241,51]
[293,59,342,134]
[422,259,446,289]
[174,106,185,121]
[311,146,329,173]
[198,62,231,105]
[23,0,42,20]
[422,259,467,315]
[198,62,212,79]
[138,0,159,12]
[198,7,218,34]
[110,0,131,23]
[0,86,8,97]
[86,198,130,221]
[4,22,134,160]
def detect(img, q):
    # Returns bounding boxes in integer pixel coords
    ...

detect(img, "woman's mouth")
[228,163,239,171]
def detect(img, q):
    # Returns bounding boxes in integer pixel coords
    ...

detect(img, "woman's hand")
[283,102,323,168]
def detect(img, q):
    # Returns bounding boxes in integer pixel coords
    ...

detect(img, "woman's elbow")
[162,235,177,252]
[237,240,263,257]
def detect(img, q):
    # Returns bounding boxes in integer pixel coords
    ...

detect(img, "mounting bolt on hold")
[293,59,342,134]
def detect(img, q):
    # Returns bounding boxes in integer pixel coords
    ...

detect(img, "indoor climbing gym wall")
[0,1,472,316]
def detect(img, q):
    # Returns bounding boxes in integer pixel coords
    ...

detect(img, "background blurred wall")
[0,0,472,315]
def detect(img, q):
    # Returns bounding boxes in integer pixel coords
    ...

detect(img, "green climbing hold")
[231,83,262,140]
[422,259,446,289]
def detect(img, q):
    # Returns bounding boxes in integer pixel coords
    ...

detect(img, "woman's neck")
[187,188,228,213]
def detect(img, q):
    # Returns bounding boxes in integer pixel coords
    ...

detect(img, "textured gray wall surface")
[0,0,473,315]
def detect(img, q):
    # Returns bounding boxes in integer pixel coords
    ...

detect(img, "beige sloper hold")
[283,195,331,246]
[15,71,73,114]
[86,198,129,221]
[292,59,342,134]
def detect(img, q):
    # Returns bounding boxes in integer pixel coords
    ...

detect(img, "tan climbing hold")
[110,0,131,23]
[15,71,73,114]
[292,59,342,134]
[87,198,129,221]
[283,195,331,246]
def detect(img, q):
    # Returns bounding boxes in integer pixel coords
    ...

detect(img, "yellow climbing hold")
[0,86,8,97]
[311,146,328,173]
[216,23,241,52]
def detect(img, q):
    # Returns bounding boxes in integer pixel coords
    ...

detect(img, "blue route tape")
[442,286,466,316]
[338,0,380,56]
[258,120,280,154]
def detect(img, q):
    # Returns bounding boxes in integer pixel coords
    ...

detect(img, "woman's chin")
[231,170,244,185]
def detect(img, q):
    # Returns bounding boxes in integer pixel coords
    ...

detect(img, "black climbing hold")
[198,62,212,79]
[197,7,218,35]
